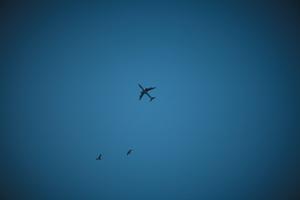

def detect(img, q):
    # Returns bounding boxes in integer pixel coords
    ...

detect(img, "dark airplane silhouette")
[96,154,102,160]
[138,84,156,101]
[127,149,133,156]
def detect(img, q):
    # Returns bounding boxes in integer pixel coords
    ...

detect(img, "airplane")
[127,149,133,156]
[138,84,156,101]
[96,154,102,160]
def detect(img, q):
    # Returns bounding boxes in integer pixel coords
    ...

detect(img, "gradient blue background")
[1,1,300,199]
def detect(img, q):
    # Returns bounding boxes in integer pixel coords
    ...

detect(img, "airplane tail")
[150,97,156,101]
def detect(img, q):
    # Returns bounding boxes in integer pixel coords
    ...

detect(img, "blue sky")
[1,1,300,199]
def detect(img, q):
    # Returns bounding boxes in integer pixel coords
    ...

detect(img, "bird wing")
[96,154,102,160]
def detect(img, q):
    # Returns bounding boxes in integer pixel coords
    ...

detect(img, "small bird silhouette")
[96,154,102,160]
[127,149,133,156]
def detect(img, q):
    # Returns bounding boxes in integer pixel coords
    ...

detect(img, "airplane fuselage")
[139,84,156,101]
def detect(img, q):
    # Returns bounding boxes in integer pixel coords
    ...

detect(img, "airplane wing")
[146,87,156,91]
[139,92,144,100]
[138,84,144,90]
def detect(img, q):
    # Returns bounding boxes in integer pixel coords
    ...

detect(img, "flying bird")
[96,154,102,160]
[138,84,156,101]
[127,149,133,156]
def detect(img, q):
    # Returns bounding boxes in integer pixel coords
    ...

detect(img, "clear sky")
[1,1,300,199]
